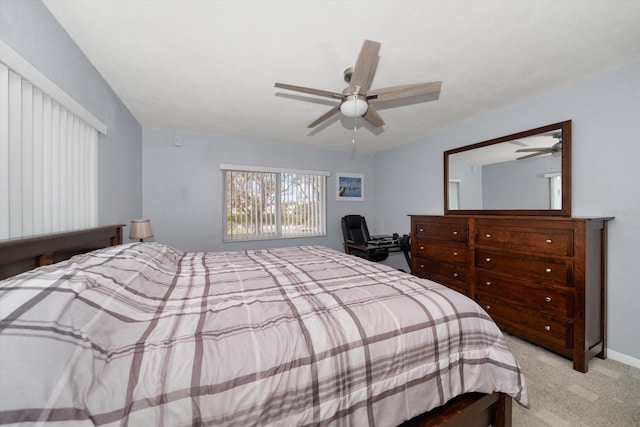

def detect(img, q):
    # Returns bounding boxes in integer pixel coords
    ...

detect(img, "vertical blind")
[221,165,328,241]
[0,62,99,239]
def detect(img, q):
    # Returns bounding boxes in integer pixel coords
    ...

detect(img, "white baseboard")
[607,348,640,369]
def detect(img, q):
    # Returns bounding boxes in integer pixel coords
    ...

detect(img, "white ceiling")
[42,0,640,154]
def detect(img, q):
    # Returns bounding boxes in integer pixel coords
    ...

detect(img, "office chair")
[341,215,389,262]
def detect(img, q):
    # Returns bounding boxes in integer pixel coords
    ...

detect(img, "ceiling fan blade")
[517,152,548,160]
[275,83,344,100]
[362,105,385,127]
[509,139,528,147]
[348,40,380,93]
[516,148,552,153]
[368,81,442,104]
[307,104,341,128]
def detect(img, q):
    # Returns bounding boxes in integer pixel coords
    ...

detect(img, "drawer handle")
[453,252,458,256]
[486,257,492,262]
[452,231,458,235]
[420,246,424,250]
[453,273,458,278]
[545,268,552,273]
[544,325,551,331]
[420,264,424,268]
[485,305,491,310]
[419,228,424,232]
[546,239,553,244]
[545,296,552,303]
[485,233,492,238]
[485,281,491,286]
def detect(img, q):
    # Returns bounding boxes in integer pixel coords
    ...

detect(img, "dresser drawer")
[409,214,610,373]
[476,270,573,318]
[414,242,468,265]
[475,225,573,257]
[413,219,468,244]
[476,249,572,286]
[413,256,468,290]
[477,296,573,353]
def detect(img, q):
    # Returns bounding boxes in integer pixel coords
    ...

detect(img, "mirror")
[444,120,571,216]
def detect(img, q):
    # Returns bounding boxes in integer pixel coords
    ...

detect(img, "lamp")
[129,219,153,242]
[340,95,368,118]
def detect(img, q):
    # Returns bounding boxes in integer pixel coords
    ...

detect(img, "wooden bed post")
[494,393,512,427]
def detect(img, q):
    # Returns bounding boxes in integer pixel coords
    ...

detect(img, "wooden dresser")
[410,214,612,373]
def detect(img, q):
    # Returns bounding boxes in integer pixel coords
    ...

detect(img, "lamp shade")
[340,95,368,118]
[129,219,153,241]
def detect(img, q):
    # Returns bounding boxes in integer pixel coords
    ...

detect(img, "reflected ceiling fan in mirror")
[516,133,562,160]
[274,40,442,129]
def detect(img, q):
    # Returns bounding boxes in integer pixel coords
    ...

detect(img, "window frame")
[545,172,562,210]
[221,164,329,242]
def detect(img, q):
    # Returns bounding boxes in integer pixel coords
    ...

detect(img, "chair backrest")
[341,215,371,244]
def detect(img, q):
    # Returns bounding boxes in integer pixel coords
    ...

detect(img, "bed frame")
[0,225,512,427]
[0,224,124,280]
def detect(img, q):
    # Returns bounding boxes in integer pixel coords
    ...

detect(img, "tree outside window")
[224,169,326,241]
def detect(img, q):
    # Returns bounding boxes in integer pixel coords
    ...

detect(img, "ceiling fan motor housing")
[343,67,354,83]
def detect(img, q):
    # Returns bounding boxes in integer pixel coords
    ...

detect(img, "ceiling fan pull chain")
[352,117,357,145]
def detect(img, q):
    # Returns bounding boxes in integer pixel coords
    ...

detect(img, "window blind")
[222,166,327,242]
[0,61,99,239]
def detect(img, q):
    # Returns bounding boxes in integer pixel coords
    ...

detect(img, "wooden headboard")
[0,224,125,280]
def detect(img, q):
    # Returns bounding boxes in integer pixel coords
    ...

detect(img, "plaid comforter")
[0,243,527,426]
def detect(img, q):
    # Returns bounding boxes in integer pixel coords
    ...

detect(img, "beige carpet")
[505,334,640,426]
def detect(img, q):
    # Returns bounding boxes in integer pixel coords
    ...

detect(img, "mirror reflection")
[445,121,571,216]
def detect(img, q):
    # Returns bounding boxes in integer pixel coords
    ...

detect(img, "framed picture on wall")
[336,173,364,201]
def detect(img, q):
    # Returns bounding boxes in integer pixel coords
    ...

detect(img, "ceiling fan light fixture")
[340,95,368,118]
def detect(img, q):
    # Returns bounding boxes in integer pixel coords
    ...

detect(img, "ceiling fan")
[274,40,442,128]
[516,133,562,160]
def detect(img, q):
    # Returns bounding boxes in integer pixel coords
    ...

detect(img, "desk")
[343,241,411,267]
[343,241,400,254]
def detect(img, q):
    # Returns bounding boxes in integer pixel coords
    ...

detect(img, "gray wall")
[482,155,560,209]
[373,60,640,364]
[0,0,143,228]
[449,161,483,210]
[142,128,374,252]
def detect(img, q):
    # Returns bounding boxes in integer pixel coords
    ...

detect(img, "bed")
[0,225,527,426]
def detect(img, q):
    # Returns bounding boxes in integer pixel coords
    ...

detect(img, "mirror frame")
[444,120,572,216]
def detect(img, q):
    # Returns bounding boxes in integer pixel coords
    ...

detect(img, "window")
[222,165,328,241]
[546,173,562,209]
[0,41,106,239]
[448,179,461,210]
